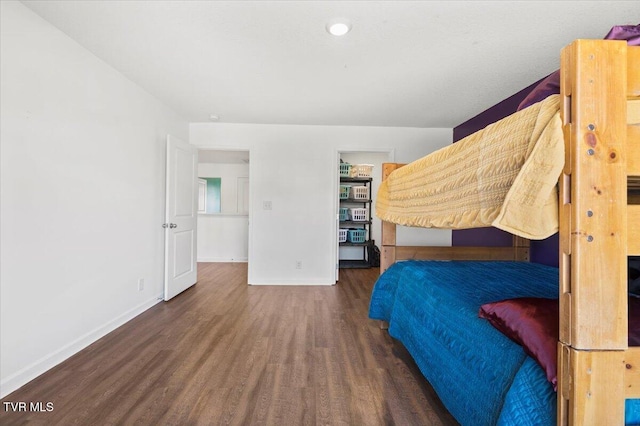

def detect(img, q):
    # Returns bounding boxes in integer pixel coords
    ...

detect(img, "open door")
[164,135,198,301]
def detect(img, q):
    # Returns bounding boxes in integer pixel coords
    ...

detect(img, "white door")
[164,135,198,301]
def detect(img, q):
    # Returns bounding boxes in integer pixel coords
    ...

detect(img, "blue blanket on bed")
[368,260,640,426]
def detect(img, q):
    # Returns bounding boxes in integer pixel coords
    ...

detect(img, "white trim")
[333,150,340,283]
[197,213,248,217]
[249,279,334,286]
[0,295,162,399]
[190,144,252,152]
[336,147,396,161]
[197,257,248,263]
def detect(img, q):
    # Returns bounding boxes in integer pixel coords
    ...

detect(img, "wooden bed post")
[512,235,530,262]
[558,39,628,425]
[380,163,403,274]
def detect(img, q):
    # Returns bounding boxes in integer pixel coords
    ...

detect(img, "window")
[198,177,221,213]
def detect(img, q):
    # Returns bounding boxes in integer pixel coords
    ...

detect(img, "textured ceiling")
[21,1,639,128]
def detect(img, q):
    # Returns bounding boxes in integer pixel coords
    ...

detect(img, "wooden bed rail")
[626,347,640,399]
[558,344,640,424]
[379,163,530,274]
[557,39,635,426]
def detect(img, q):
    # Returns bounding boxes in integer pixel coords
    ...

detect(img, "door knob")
[169,223,177,229]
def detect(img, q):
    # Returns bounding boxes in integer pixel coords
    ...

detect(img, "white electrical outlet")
[295,260,302,269]
[138,278,144,291]
[263,200,272,210]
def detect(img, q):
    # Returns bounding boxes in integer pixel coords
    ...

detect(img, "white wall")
[190,123,452,285]
[197,162,249,261]
[198,216,249,262]
[0,1,188,397]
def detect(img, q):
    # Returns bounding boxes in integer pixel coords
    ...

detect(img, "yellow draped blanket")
[376,95,563,239]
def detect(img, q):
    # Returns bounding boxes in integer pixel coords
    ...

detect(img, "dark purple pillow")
[479,297,559,390]
[517,24,640,111]
[479,296,640,391]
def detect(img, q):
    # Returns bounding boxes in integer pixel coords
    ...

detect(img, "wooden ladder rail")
[557,39,639,426]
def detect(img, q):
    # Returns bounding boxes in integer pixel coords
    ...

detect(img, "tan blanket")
[376,95,563,240]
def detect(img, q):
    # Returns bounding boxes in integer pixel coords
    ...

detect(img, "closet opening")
[335,150,392,280]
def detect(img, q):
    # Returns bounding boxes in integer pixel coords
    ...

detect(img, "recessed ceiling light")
[209,114,219,121]
[327,20,351,36]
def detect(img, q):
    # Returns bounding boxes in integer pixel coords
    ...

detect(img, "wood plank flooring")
[0,263,457,425]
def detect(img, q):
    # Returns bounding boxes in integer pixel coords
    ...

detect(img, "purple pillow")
[479,296,640,391]
[517,24,640,111]
[479,297,559,390]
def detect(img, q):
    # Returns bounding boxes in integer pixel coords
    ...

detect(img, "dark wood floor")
[1,263,457,426]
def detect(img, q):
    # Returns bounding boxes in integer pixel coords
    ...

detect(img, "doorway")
[335,150,393,280]
[197,149,250,263]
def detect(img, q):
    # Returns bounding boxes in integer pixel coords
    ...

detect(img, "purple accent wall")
[452,228,513,247]
[531,234,559,267]
[451,77,559,267]
[452,79,543,141]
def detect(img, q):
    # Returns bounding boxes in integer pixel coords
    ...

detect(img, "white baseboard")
[249,279,335,286]
[197,257,248,262]
[0,295,163,399]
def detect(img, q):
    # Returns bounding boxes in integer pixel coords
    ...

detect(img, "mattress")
[368,260,640,425]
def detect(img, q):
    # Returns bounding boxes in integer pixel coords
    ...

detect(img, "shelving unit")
[339,173,373,269]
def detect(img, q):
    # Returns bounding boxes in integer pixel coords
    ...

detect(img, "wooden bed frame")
[379,40,639,425]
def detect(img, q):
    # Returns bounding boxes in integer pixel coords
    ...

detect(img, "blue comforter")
[368,260,640,425]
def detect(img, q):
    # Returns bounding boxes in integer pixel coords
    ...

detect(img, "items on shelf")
[339,162,374,178]
[339,184,350,199]
[347,228,367,243]
[350,164,373,178]
[349,207,368,222]
[350,186,369,200]
[339,162,352,177]
[338,162,374,268]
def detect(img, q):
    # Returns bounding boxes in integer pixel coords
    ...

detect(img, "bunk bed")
[368,39,640,425]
